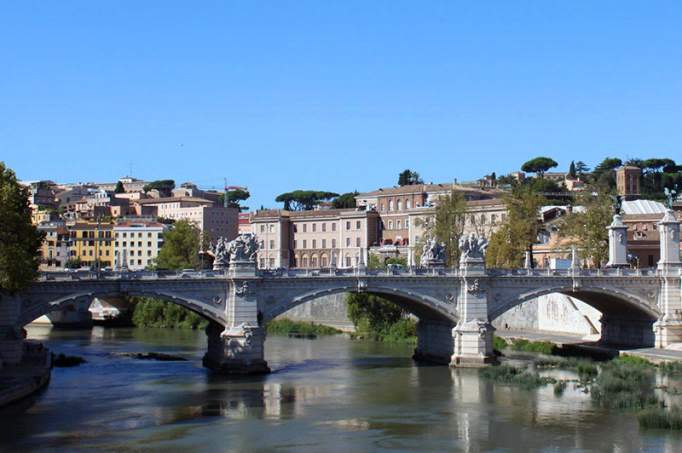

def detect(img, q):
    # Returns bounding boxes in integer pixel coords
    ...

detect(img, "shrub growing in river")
[266,319,341,336]
[509,338,557,355]
[638,406,682,430]
[480,364,556,390]
[591,359,658,410]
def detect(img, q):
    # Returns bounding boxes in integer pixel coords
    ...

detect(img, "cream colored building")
[251,208,380,269]
[136,197,239,242]
[113,221,167,270]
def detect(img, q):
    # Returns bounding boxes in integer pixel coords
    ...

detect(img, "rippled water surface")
[2,326,682,452]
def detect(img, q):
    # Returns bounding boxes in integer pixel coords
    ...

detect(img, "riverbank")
[497,329,682,363]
[0,341,51,407]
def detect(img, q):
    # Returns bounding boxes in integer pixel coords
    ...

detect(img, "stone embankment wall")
[275,293,355,332]
[493,293,602,336]
[280,292,602,337]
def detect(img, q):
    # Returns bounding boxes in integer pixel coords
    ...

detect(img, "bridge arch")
[490,284,660,347]
[263,284,457,325]
[20,289,225,327]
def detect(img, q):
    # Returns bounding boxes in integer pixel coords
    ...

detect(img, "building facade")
[251,208,381,269]
[69,222,115,269]
[113,221,166,270]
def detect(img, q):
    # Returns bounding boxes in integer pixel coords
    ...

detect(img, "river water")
[2,326,682,452]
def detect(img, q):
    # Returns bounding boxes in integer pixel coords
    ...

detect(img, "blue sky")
[2,1,681,209]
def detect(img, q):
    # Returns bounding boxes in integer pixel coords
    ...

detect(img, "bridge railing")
[486,267,659,277]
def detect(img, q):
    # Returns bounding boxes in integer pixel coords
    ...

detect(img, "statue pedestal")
[229,260,257,277]
[459,257,485,275]
[451,319,497,367]
[606,214,629,268]
[202,322,270,375]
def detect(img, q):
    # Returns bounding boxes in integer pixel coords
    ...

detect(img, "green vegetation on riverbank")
[131,297,207,329]
[266,319,341,336]
[479,364,556,390]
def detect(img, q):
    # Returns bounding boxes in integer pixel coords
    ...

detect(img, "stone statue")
[211,237,230,270]
[664,187,678,210]
[227,233,259,263]
[419,237,446,266]
[458,233,488,263]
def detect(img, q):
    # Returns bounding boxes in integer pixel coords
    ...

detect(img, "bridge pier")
[451,255,496,367]
[413,319,455,364]
[0,293,24,367]
[202,321,270,375]
[600,315,655,347]
[654,208,682,348]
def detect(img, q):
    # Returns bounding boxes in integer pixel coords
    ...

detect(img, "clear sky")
[2,1,681,209]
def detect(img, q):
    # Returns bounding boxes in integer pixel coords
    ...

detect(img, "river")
[2,326,682,452]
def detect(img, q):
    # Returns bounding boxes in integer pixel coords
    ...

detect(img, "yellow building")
[69,222,115,268]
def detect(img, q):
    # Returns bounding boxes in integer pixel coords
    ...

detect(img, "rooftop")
[621,199,667,215]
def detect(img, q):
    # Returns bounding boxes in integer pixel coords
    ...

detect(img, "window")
[148,233,152,238]
[356,220,361,229]
[322,239,326,248]
[302,255,309,267]
[147,241,152,247]
[345,256,351,267]
[312,239,316,248]
[322,223,326,232]
[332,239,336,248]
[397,200,402,211]
[406,219,410,228]
[356,237,361,247]
[389,200,393,211]
[147,250,152,256]
[346,221,351,230]
[269,240,275,249]
[303,239,307,248]
[138,241,142,247]
[406,199,411,209]
[269,258,275,268]
[312,223,316,232]
[397,220,401,229]
[388,220,393,230]
[346,237,351,247]
[380,203,385,211]
[260,225,265,233]
[303,224,307,233]
[332,223,337,232]
[260,258,265,268]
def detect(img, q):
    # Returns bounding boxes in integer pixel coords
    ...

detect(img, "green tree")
[558,189,613,267]
[575,161,590,176]
[485,185,546,268]
[114,181,125,194]
[0,162,44,293]
[591,157,622,189]
[521,157,558,178]
[0,163,45,293]
[332,191,358,209]
[275,190,339,211]
[143,179,175,194]
[568,161,577,179]
[421,190,467,266]
[219,188,250,210]
[131,297,207,329]
[155,220,201,269]
[397,169,424,186]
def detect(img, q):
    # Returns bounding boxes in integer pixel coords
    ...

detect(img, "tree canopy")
[0,162,45,293]
[275,190,339,211]
[424,190,467,266]
[558,189,612,267]
[143,179,175,194]
[332,191,358,209]
[521,157,558,178]
[114,181,125,193]
[397,169,424,186]
[154,220,201,270]
[485,185,546,268]
[219,188,250,210]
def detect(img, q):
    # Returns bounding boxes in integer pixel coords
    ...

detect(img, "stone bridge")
[0,209,680,373]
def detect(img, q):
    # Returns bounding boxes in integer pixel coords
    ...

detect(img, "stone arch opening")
[490,287,659,348]
[21,290,225,328]
[263,285,457,365]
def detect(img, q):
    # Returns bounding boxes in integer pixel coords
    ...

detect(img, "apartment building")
[113,221,166,270]
[136,197,238,242]
[37,221,71,271]
[251,208,380,269]
[69,222,115,268]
